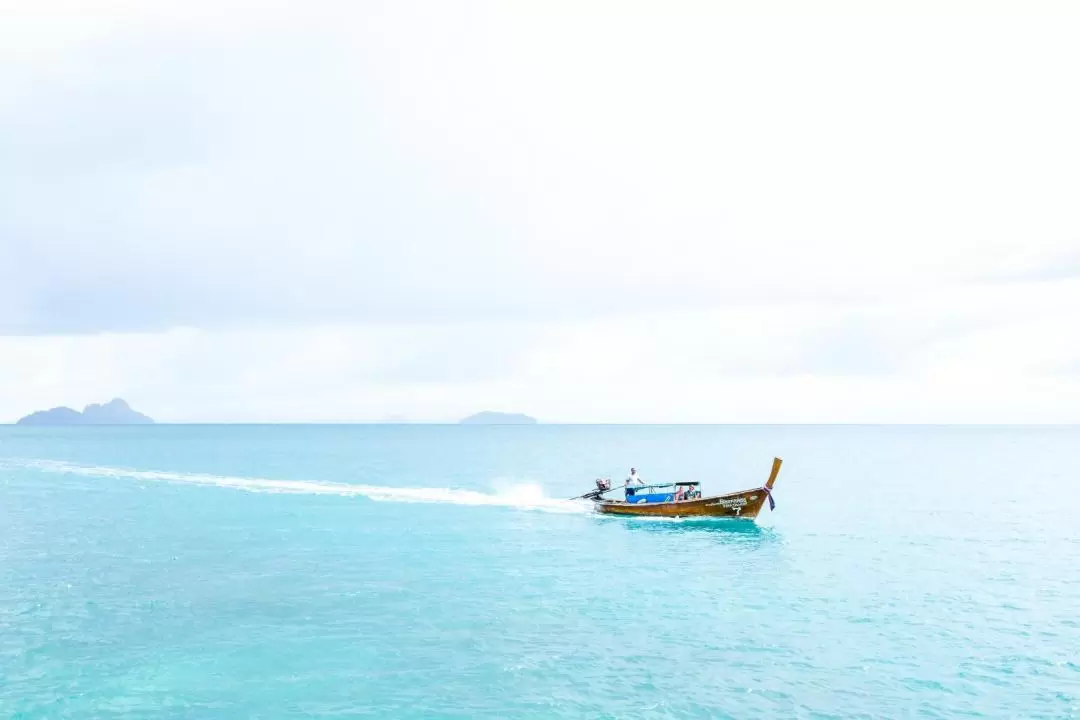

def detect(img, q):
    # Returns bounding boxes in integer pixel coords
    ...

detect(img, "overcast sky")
[2,0,1078,422]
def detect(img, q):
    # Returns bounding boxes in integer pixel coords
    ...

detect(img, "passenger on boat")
[624,468,644,499]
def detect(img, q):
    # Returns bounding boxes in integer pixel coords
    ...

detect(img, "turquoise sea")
[1,425,1078,718]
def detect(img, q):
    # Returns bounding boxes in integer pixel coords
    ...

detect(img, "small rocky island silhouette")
[458,411,537,425]
[16,398,154,426]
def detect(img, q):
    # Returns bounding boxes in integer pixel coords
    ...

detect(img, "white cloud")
[2,0,1079,420]
[2,277,1078,422]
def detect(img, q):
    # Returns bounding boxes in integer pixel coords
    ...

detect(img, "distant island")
[458,411,537,425]
[16,398,154,426]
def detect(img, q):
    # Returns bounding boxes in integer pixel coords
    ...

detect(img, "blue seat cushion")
[627,493,675,504]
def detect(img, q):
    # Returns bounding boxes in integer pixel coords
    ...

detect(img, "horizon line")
[4,421,1080,427]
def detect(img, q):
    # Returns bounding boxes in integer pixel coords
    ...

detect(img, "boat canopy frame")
[624,481,699,492]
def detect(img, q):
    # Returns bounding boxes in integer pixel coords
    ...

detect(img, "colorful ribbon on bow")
[761,486,776,511]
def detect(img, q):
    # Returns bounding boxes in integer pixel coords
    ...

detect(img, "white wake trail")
[7,459,588,514]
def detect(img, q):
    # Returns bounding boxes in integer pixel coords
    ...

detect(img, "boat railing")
[625,482,699,491]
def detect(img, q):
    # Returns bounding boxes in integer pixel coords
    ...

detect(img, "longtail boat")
[574,457,782,519]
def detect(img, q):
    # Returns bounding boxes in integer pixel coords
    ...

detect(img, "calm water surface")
[1,425,1078,718]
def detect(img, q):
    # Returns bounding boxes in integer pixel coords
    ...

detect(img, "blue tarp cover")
[627,493,675,504]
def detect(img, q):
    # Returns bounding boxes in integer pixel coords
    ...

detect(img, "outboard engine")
[577,477,612,502]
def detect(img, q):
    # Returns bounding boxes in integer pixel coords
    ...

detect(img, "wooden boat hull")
[596,487,769,518]
[594,457,782,519]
